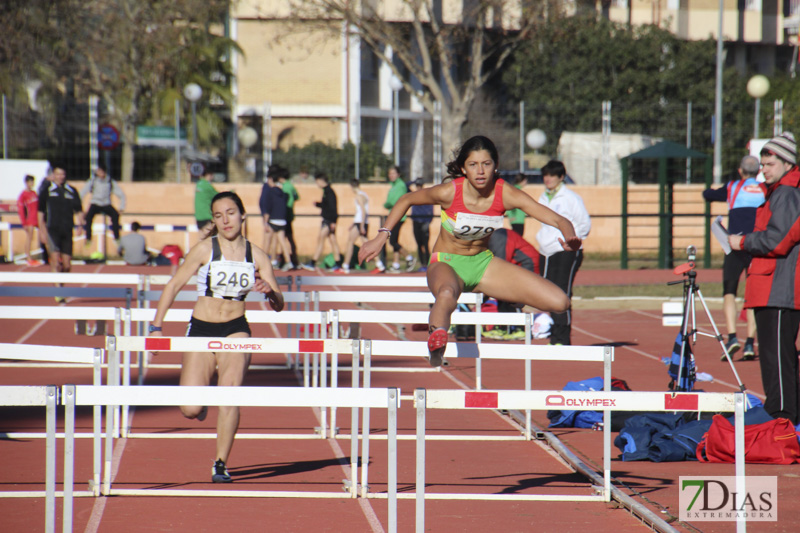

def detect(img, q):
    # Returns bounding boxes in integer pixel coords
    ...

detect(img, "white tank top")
[196,236,256,301]
[353,189,369,224]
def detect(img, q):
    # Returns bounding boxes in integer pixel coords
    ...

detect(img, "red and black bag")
[696,414,800,465]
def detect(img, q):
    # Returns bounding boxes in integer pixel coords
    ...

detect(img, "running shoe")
[427,327,448,367]
[418,266,427,273]
[482,328,506,340]
[370,266,385,274]
[299,263,316,271]
[405,256,417,272]
[722,337,740,361]
[329,267,346,274]
[503,329,526,341]
[741,341,756,361]
[212,459,232,483]
[55,297,66,305]
[279,262,295,272]
[196,406,208,421]
[27,259,43,266]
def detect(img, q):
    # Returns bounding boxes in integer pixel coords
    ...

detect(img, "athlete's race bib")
[452,212,504,241]
[208,261,255,299]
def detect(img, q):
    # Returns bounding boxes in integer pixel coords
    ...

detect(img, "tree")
[284,0,557,159]
[0,0,236,181]
[502,15,756,174]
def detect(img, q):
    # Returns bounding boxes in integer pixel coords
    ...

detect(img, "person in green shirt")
[194,169,218,239]
[372,165,416,273]
[507,172,527,236]
[277,170,299,267]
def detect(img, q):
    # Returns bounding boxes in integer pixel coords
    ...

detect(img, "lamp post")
[389,75,403,166]
[746,74,770,139]
[183,83,203,150]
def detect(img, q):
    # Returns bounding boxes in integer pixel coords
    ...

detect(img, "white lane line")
[572,322,765,399]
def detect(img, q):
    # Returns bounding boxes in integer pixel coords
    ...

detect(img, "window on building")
[744,0,762,11]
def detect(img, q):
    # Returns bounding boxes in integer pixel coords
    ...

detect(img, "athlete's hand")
[358,234,388,264]
[559,236,582,252]
[265,289,284,312]
[148,329,163,356]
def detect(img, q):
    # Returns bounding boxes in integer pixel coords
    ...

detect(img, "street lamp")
[237,126,258,181]
[525,129,548,171]
[183,83,203,150]
[389,75,403,166]
[525,129,546,152]
[746,75,770,139]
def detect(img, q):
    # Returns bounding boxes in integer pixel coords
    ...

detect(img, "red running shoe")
[427,327,448,367]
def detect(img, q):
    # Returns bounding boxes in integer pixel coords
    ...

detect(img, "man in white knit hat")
[729,132,800,424]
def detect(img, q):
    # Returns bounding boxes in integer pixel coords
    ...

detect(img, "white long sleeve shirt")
[536,184,591,257]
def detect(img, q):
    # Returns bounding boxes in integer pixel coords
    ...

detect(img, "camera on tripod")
[663,243,750,398]
[686,245,696,264]
[672,245,697,277]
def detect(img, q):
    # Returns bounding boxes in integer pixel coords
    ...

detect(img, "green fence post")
[621,157,628,269]
[658,158,667,269]
[703,157,713,268]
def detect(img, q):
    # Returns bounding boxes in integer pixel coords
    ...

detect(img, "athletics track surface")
[0,263,797,532]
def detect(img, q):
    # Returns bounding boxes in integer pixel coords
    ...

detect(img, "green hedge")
[272,140,392,182]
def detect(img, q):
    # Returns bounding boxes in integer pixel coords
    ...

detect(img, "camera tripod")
[667,246,750,403]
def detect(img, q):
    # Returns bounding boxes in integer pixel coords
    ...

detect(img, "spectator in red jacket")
[486,228,541,339]
[17,175,43,266]
[729,132,800,424]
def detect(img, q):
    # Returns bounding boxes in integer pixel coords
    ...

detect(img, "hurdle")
[61,384,400,532]
[295,274,429,288]
[0,385,58,532]
[122,305,328,387]
[0,285,134,308]
[0,305,134,439]
[0,343,107,496]
[358,341,613,441]
[331,306,530,385]
[0,271,141,286]
[108,336,359,440]
[413,389,745,532]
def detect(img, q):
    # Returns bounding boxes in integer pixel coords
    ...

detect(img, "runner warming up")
[149,191,284,483]
[359,135,580,366]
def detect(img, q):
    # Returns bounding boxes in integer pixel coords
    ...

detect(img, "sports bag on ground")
[696,408,800,465]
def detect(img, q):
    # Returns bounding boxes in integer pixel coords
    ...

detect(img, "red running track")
[1,262,796,532]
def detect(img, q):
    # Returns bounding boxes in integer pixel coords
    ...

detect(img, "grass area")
[574,282,724,299]
[580,252,725,271]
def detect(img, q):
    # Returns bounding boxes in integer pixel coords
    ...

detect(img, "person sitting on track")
[149,191,284,483]
[358,135,580,367]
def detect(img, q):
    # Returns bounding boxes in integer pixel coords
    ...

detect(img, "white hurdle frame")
[0,272,142,286]
[108,336,359,441]
[295,275,430,288]
[125,305,326,384]
[0,343,106,497]
[361,341,613,441]
[61,385,400,533]
[414,389,746,533]
[330,305,528,386]
[0,385,58,533]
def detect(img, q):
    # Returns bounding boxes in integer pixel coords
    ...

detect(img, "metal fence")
[0,92,791,187]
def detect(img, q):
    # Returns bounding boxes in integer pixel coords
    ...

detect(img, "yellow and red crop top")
[196,236,256,301]
[440,177,506,241]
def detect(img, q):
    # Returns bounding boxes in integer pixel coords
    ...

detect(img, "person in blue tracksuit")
[703,155,766,360]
